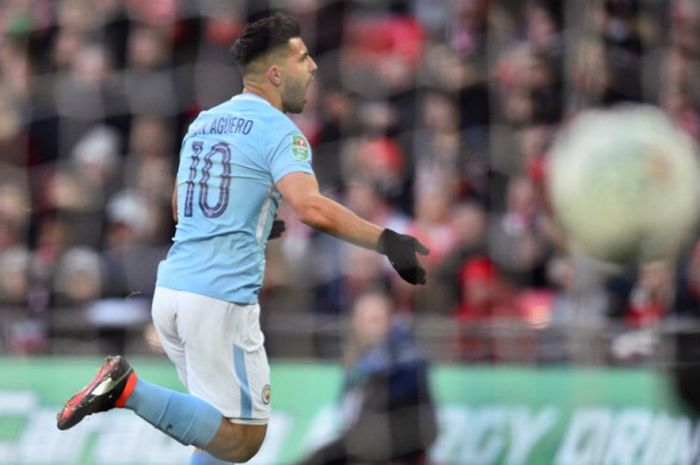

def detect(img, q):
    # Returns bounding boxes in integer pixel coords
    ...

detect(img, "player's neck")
[241,84,283,111]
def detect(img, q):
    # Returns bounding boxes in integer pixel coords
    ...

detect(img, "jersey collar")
[233,92,273,107]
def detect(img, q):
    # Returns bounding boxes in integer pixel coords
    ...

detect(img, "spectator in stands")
[436,201,488,312]
[0,172,30,253]
[446,0,490,61]
[54,125,123,248]
[670,0,700,59]
[412,89,464,201]
[52,246,103,308]
[547,255,609,328]
[123,25,178,117]
[487,175,555,287]
[596,0,647,104]
[623,260,677,328]
[345,178,411,234]
[101,190,168,300]
[297,290,437,465]
[453,255,515,361]
[313,86,356,194]
[545,254,610,363]
[123,115,175,209]
[408,186,460,270]
[54,42,126,158]
[0,87,25,166]
[29,215,71,310]
[0,247,30,307]
[493,41,561,126]
[522,1,563,58]
[673,240,700,317]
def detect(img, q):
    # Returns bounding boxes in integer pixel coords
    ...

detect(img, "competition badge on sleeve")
[291,135,310,160]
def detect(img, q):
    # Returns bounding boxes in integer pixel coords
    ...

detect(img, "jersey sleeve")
[268,130,315,183]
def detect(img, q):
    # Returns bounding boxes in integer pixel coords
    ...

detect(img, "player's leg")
[56,288,270,463]
[124,379,266,462]
[153,288,271,462]
[198,422,267,463]
[146,289,270,464]
[56,355,264,462]
[56,355,223,447]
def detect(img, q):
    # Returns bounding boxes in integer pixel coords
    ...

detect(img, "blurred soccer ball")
[547,105,700,265]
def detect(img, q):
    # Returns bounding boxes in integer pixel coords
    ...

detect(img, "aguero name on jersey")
[156,93,314,304]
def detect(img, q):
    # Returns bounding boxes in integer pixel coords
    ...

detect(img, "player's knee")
[237,440,264,463]
[217,423,267,463]
[219,437,263,462]
[239,435,265,462]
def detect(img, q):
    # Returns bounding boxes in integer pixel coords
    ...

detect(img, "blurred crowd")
[1,0,700,363]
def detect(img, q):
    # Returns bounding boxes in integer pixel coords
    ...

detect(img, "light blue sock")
[189,450,234,465]
[124,378,221,448]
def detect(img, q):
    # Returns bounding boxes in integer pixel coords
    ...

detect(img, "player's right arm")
[277,171,382,249]
[276,171,429,285]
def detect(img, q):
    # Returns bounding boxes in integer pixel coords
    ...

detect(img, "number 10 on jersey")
[184,140,232,218]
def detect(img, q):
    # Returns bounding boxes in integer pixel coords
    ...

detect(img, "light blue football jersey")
[156,93,314,304]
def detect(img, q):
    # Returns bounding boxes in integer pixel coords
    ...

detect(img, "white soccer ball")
[547,105,700,264]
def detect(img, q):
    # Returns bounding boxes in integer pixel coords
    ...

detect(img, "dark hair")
[231,12,301,70]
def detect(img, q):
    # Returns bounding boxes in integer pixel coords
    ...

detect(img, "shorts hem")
[227,417,269,426]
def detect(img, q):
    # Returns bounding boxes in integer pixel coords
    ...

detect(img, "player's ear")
[266,65,283,87]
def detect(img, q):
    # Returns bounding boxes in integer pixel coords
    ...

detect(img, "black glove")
[378,229,430,285]
[268,219,286,240]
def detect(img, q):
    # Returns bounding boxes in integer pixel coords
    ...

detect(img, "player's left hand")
[378,229,430,285]
[269,219,286,240]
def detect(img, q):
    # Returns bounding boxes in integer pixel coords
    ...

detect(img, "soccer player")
[56,12,429,465]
